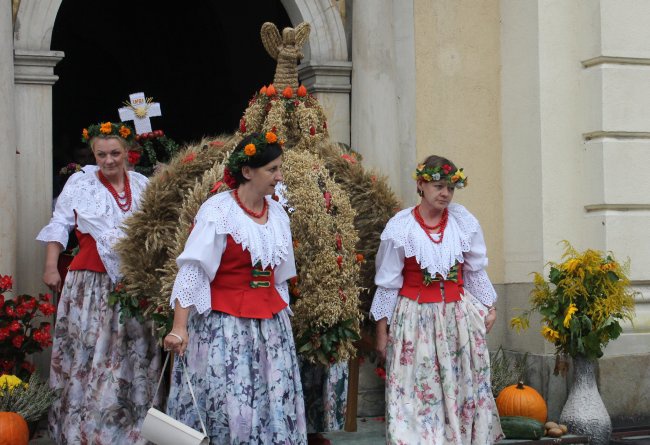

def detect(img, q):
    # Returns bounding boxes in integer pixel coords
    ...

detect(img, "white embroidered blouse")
[170,191,297,315]
[370,203,497,324]
[36,165,149,284]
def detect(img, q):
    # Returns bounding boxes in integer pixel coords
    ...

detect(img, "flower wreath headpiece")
[223,131,281,188]
[81,122,135,144]
[413,163,468,188]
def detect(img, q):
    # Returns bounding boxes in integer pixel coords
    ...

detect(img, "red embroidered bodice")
[399,256,464,303]
[210,235,287,318]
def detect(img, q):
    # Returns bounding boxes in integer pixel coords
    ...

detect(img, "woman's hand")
[43,267,62,293]
[164,329,189,356]
[485,307,497,333]
[375,318,389,363]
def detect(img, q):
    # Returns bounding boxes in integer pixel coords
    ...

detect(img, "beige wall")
[413,0,504,284]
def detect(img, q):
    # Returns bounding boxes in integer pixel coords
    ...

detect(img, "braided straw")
[261,22,311,91]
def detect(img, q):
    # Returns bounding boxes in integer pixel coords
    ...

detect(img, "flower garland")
[412,163,468,188]
[226,131,281,175]
[81,121,135,144]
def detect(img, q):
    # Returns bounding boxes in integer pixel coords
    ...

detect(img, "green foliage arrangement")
[511,241,637,360]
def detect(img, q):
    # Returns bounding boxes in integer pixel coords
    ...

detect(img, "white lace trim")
[380,203,479,279]
[198,191,291,269]
[464,269,497,307]
[171,262,213,314]
[36,168,148,283]
[370,286,399,324]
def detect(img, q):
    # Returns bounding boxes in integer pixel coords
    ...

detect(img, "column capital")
[14,49,64,85]
[298,60,352,94]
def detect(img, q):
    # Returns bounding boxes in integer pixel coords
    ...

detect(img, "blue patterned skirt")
[166,309,307,444]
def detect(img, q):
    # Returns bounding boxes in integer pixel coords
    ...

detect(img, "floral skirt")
[300,360,348,433]
[48,270,162,445]
[166,309,307,445]
[385,292,504,445]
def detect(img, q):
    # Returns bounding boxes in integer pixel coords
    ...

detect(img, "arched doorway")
[51,0,292,177]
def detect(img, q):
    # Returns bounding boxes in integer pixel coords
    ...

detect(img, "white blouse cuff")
[35,224,69,248]
[275,281,293,316]
[464,269,497,307]
[370,286,400,325]
[170,262,212,314]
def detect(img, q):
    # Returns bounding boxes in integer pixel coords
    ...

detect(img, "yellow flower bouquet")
[511,241,637,360]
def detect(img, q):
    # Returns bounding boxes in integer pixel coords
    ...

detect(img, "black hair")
[231,132,283,185]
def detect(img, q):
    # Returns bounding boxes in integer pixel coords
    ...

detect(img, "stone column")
[14,49,63,296]
[0,1,17,278]
[350,0,403,198]
[299,61,352,145]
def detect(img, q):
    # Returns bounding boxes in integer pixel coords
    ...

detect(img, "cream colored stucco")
[414,0,504,284]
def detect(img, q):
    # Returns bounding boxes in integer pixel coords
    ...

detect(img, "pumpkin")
[496,381,547,423]
[0,412,29,445]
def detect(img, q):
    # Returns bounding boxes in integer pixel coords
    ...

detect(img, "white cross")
[118,92,162,135]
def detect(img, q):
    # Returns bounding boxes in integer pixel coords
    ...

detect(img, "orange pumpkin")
[0,412,29,445]
[496,381,548,423]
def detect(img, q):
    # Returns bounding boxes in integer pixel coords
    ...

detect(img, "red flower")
[210,181,224,194]
[239,118,247,133]
[12,335,24,348]
[4,305,15,317]
[223,168,237,189]
[15,305,28,317]
[0,275,12,291]
[42,293,51,302]
[8,320,20,332]
[0,294,4,308]
[375,366,387,380]
[127,150,141,165]
[0,327,10,341]
[341,154,356,164]
[309,126,316,136]
[20,361,35,373]
[442,164,452,174]
[39,302,56,316]
[182,152,196,164]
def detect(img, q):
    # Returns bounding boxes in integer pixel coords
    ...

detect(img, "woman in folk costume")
[37,122,161,444]
[372,155,504,444]
[164,132,307,444]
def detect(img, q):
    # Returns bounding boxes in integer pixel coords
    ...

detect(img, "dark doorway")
[51,0,292,183]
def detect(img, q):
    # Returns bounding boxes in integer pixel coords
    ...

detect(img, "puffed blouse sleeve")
[370,238,405,324]
[462,225,497,307]
[35,175,80,248]
[170,218,227,315]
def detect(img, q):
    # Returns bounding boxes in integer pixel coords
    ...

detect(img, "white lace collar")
[197,191,291,269]
[380,203,480,278]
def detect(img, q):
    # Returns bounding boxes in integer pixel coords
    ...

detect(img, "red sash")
[210,235,287,319]
[68,229,106,273]
[399,257,463,303]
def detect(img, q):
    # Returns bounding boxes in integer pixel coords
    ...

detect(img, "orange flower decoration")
[118,125,131,138]
[297,85,307,97]
[266,84,277,97]
[265,132,278,144]
[82,128,89,140]
[100,122,112,134]
[356,253,365,263]
[244,143,257,156]
[282,86,293,98]
[259,85,267,95]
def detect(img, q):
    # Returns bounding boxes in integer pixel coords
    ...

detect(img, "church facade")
[1,0,648,423]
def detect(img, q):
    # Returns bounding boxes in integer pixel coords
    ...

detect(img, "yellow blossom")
[100,122,112,134]
[541,326,560,343]
[563,258,581,274]
[563,303,578,328]
[453,169,466,180]
[422,173,432,182]
[0,375,26,395]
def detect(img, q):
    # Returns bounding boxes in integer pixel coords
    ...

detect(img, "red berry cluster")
[135,129,165,142]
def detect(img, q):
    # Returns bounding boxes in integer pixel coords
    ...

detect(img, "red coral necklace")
[233,189,267,219]
[413,205,448,244]
[98,170,132,212]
